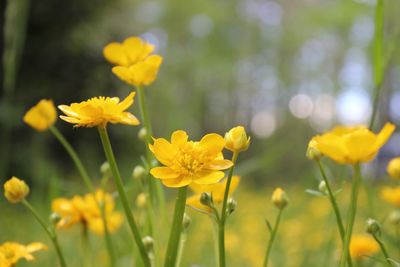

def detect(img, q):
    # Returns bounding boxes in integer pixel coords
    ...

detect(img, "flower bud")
[389,210,400,225]
[227,198,237,215]
[200,192,213,207]
[224,126,250,153]
[49,212,62,226]
[306,139,322,160]
[23,99,57,131]
[366,218,380,235]
[272,187,288,210]
[318,181,328,194]
[142,236,154,253]
[4,177,30,203]
[100,161,111,176]
[136,193,147,208]
[387,157,400,180]
[182,213,191,230]
[132,166,146,180]
[138,127,148,141]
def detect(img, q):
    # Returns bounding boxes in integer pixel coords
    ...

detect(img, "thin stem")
[175,233,187,267]
[82,224,91,267]
[164,186,188,267]
[263,209,283,267]
[340,164,362,267]
[218,151,239,267]
[97,126,150,267]
[100,196,117,267]
[369,0,384,130]
[372,233,392,266]
[316,160,353,267]
[22,200,67,267]
[50,126,116,266]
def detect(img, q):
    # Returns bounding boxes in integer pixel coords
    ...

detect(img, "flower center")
[175,145,207,175]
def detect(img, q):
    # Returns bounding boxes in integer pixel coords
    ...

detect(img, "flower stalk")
[263,208,283,267]
[371,233,393,266]
[22,199,67,267]
[97,126,151,267]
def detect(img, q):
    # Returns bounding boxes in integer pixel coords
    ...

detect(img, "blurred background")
[1,0,400,266]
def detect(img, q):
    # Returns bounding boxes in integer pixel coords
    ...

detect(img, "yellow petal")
[103,43,130,66]
[207,159,233,170]
[162,176,192,188]
[118,91,136,111]
[199,133,226,157]
[152,138,177,166]
[150,167,180,179]
[171,130,188,148]
[374,122,395,149]
[193,171,225,185]
[314,134,348,164]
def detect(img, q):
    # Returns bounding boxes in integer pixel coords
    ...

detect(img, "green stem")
[22,200,67,267]
[372,233,392,266]
[340,164,362,267]
[50,126,116,267]
[175,233,187,267]
[263,209,283,267]
[82,224,91,267]
[164,186,188,267]
[218,151,239,267]
[97,126,150,267]
[316,160,353,267]
[100,195,117,267]
[369,0,384,130]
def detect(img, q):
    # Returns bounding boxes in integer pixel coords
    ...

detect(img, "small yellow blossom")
[224,126,250,153]
[310,123,395,165]
[3,177,29,203]
[0,242,47,266]
[272,187,289,209]
[103,36,163,87]
[381,186,400,207]
[150,130,233,188]
[23,99,57,131]
[186,176,240,213]
[349,235,379,259]
[387,157,400,180]
[58,92,139,128]
[52,190,123,235]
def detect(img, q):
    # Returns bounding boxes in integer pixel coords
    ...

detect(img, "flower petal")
[171,130,188,148]
[162,176,192,188]
[193,171,225,185]
[150,167,180,179]
[152,138,177,166]
[199,133,225,157]
[207,159,233,170]
[103,43,129,66]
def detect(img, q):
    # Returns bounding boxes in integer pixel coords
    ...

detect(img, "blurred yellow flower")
[381,186,400,207]
[103,36,163,87]
[272,187,289,209]
[150,130,233,188]
[186,176,240,213]
[3,177,29,203]
[310,123,395,165]
[23,99,57,131]
[387,157,400,180]
[224,126,250,153]
[349,235,379,259]
[0,242,47,266]
[58,92,139,128]
[52,190,123,235]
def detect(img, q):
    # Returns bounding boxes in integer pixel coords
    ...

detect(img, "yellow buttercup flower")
[58,92,139,128]
[349,235,379,259]
[186,176,240,213]
[150,130,233,188]
[387,157,400,180]
[103,36,163,87]
[52,190,123,235]
[381,186,400,207]
[272,187,289,209]
[224,126,251,153]
[23,99,57,131]
[310,123,395,165]
[0,242,47,266]
[3,177,29,203]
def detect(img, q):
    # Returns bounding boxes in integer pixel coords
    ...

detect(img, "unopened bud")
[183,213,191,230]
[49,212,61,225]
[318,181,328,194]
[389,210,400,225]
[136,193,147,208]
[142,236,154,253]
[200,192,213,207]
[272,187,289,210]
[306,139,322,160]
[100,162,111,177]
[138,128,148,141]
[227,198,237,215]
[366,218,380,235]
[224,126,251,153]
[132,166,146,180]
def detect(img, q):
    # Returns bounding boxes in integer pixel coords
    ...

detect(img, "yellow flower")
[103,36,163,87]
[3,177,29,203]
[23,99,57,131]
[51,190,123,235]
[272,187,289,209]
[349,235,379,259]
[186,176,240,213]
[310,123,395,165]
[150,130,233,188]
[224,126,251,153]
[58,91,139,128]
[381,186,400,207]
[0,242,47,266]
[387,157,400,180]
